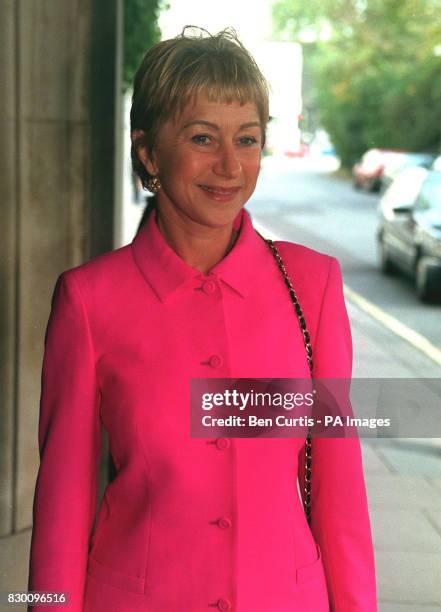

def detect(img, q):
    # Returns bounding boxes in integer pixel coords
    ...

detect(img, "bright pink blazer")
[28,208,377,611]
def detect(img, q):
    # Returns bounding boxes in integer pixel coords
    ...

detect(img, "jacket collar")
[131,206,271,302]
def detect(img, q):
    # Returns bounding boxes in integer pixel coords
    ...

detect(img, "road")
[248,155,441,352]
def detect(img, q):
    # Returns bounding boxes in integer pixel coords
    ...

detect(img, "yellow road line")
[343,285,441,367]
[252,219,441,368]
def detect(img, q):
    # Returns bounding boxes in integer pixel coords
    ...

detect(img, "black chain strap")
[257,232,314,527]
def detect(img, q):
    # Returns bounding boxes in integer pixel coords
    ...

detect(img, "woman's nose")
[213,142,241,178]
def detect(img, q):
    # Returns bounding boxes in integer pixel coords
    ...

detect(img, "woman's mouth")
[198,184,241,201]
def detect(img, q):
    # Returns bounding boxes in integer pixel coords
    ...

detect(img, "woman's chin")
[195,205,245,230]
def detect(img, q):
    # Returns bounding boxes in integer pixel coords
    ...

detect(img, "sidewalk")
[348,299,441,611]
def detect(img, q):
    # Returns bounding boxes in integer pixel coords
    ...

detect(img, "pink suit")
[28,207,377,611]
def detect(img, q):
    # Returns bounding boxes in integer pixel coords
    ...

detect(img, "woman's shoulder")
[274,239,340,284]
[57,243,137,297]
[270,241,346,346]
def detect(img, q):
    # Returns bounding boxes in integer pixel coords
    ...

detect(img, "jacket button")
[202,280,216,294]
[217,599,231,611]
[208,354,223,369]
[217,517,232,530]
[216,438,230,450]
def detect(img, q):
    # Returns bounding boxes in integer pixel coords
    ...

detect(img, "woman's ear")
[131,130,159,176]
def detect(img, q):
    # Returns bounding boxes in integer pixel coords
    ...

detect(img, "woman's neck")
[155,205,239,275]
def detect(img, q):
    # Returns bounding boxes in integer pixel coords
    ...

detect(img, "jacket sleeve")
[299,257,377,611]
[28,271,102,611]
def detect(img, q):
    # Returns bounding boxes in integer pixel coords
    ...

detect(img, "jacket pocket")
[87,555,146,594]
[296,543,325,585]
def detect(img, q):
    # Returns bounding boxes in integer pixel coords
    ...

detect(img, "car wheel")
[415,258,441,303]
[378,237,396,275]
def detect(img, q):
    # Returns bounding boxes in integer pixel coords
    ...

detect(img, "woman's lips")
[198,184,241,201]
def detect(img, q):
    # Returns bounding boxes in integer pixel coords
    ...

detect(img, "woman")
[28,27,377,611]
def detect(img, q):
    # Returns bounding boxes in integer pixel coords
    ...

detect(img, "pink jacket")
[28,208,377,611]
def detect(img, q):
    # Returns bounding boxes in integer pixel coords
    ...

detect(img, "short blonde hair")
[130,26,270,188]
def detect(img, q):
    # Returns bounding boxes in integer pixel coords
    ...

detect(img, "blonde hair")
[130,26,270,188]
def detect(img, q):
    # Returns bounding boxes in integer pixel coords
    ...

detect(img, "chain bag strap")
[257,233,314,527]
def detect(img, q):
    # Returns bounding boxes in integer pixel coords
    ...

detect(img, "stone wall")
[0,0,121,590]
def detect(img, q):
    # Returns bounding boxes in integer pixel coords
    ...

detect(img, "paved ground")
[349,300,441,611]
[250,155,441,351]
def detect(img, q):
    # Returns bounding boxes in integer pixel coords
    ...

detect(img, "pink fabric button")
[217,598,231,611]
[217,517,232,530]
[216,438,230,450]
[202,280,216,294]
[208,354,223,369]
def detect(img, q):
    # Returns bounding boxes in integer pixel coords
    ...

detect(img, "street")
[249,155,441,352]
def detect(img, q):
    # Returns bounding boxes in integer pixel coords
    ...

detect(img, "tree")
[273,0,441,166]
[123,0,166,91]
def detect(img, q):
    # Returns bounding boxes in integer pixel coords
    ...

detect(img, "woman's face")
[137,94,263,229]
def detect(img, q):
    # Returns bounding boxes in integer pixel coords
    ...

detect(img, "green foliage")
[123,0,165,91]
[273,0,441,166]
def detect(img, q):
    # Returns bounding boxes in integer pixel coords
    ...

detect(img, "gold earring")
[145,176,162,193]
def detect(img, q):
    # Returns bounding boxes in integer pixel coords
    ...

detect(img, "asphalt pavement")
[249,155,441,351]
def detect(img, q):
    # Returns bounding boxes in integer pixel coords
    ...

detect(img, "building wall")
[0,0,121,591]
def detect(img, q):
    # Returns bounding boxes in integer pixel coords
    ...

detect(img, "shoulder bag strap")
[257,232,314,527]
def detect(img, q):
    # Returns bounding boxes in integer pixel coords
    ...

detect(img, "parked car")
[377,167,441,302]
[353,149,435,193]
[353,149,397,192]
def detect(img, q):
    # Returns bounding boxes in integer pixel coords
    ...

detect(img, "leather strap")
[257,232,313,526]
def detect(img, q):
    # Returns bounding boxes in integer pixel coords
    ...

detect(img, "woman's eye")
[191,134,212,145]
[239,136,258,146]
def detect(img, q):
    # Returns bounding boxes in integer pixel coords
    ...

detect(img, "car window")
[414,174,441,211]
